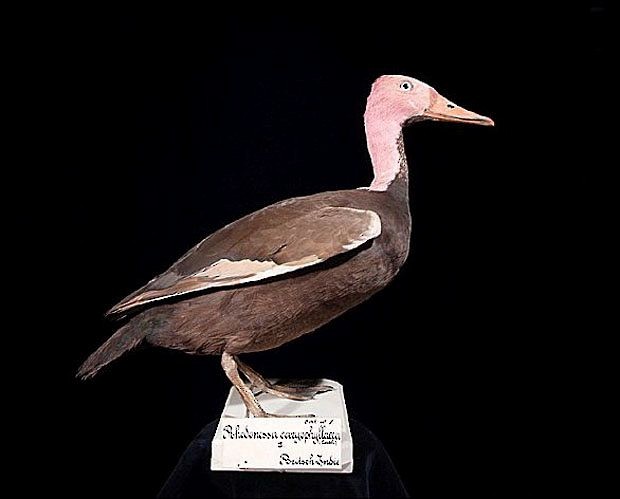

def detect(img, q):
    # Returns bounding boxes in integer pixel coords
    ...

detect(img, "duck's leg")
[235,356,334,401]
[221,352,313,418]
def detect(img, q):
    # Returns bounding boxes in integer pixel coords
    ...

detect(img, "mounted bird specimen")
[78,75,493,417]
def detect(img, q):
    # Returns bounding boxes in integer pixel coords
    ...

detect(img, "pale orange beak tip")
[424,93,494,127]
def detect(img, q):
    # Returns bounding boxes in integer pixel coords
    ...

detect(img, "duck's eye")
[399,81,413,92]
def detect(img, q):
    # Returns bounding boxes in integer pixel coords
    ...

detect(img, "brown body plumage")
[78,174,410,373]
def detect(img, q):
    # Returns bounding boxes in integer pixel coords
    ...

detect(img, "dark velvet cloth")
[158,418,409,498]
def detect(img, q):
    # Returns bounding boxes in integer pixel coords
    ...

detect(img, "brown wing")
[107,199,381,316]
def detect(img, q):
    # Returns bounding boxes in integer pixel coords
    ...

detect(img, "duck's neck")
[365,117,408,193]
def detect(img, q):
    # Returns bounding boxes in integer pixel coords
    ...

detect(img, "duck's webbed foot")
[221,352,314,418]
[235,356,334,401]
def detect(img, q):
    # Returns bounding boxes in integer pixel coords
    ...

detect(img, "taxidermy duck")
[78,75,493,417]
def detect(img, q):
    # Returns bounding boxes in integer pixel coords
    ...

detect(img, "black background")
[14,4,603,498]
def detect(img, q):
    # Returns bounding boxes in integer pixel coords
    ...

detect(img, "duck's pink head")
[365,74,494,127]
[365,75,493,191]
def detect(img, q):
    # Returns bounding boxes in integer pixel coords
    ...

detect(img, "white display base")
[211,379,353,473]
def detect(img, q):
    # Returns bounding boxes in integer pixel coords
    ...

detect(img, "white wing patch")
[194,258,275,280]
[193,256,322,283]
[112,255,324,313]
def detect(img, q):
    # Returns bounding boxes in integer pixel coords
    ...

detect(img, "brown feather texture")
[96,186,409,359]
[77,323,145,379]
[107,205,382,316]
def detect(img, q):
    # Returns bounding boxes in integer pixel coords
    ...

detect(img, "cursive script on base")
[216,418,343,470]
